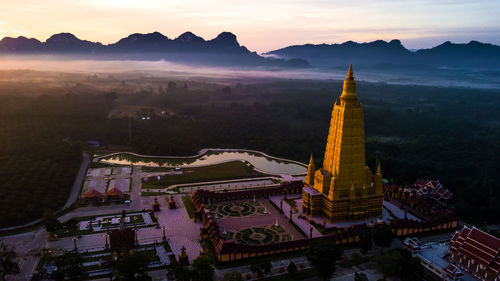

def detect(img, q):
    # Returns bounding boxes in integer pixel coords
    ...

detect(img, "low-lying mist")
[0,56,499,89]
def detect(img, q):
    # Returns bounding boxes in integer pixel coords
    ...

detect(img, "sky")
[0,0,499,53]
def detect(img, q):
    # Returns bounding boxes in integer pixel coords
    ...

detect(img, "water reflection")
[98,150,307,175]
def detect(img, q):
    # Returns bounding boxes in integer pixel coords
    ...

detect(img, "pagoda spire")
[341,64,357,99]
[305,153,315,186]
[347,64,353,78]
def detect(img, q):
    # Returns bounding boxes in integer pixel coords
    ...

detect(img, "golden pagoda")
[302,65,383,222]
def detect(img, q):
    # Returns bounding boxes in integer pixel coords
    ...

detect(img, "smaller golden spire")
[347,64,353,79]
[341,64,356,98]
[305,153,315,186]
[376,162,382,174]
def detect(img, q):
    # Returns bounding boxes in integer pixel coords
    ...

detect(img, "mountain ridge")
[1,31,499,68]
[266,39,500,67]
[0,31,293,67]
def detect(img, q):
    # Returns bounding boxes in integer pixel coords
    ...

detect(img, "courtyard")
[212,198,306,244]
[208,200,268,218]
[81,167,132,199]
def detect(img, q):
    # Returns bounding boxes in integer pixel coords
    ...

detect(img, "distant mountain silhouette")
[0,31,301,68]
[415,41,500,67]
[2,32,499,69]
[266,40,500,68]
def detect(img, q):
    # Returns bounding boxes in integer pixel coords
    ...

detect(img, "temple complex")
[302,65,383,222]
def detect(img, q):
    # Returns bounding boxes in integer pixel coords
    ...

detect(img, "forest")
[0,69,499,227]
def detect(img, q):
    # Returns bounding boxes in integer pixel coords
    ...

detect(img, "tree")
[44,215,62,233]
[223,271,243,281]
[374,248,424,281]
[0,243,19,281]
[249,258,271,277]
[113,253,151,281]
[52,251,84,281]
[359,231,372,255]
[174,266,196,281]
[372,225,394,253]
[104,92,118,109]
[192,255,214,281]
[249,258,263,277]
[167,82,177,93]
[222,86,232,95]
[261,259,271,276]
[354,272,369,281]
[287,261,297,276]
[306,239,343,280]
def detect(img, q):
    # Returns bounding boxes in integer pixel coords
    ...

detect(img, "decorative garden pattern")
[223,225,291,245]
[209,201,267,218]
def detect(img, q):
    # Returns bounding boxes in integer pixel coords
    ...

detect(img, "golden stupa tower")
[302,65,383,222]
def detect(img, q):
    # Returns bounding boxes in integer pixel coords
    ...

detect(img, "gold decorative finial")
[347,64,353,79]
[341,64,356,97]
[376,162,382,174]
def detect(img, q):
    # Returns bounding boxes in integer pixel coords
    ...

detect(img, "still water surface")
[98,150,307,175]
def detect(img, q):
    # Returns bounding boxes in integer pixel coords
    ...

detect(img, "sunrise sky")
[0,0,499,53]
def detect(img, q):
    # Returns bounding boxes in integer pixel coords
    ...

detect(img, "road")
[63,152,90,209]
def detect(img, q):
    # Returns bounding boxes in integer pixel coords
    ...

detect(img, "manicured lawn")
[142,161,266,188]
[137,249,160,263]
[182,196,194,219]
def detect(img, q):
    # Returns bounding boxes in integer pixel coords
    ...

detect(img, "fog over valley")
[1,57,499,89]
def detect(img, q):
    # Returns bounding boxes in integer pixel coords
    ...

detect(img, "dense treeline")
[0,73,499,226]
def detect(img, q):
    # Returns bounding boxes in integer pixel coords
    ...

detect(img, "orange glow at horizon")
[0,0,499,52]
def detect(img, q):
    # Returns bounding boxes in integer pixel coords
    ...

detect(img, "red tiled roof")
[106,187,123,197]
[82,188,105,199]
[444,263,464,277]
[449,226,500,276]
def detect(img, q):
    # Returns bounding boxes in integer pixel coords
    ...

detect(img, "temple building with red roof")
[106,187,124,201]
[413,179,452,206]
[403,237,465,281]
[81,188,105,203]
[449,226,500,281]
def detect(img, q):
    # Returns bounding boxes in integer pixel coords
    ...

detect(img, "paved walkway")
[270,195,322,238]
[2,227,47,281]
[155,244,171,266]
[140,195,203,262]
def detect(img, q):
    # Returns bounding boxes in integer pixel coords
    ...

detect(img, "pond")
[96,149,307,175]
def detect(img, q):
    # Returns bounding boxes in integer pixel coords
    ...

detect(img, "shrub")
[287,261,298,276]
